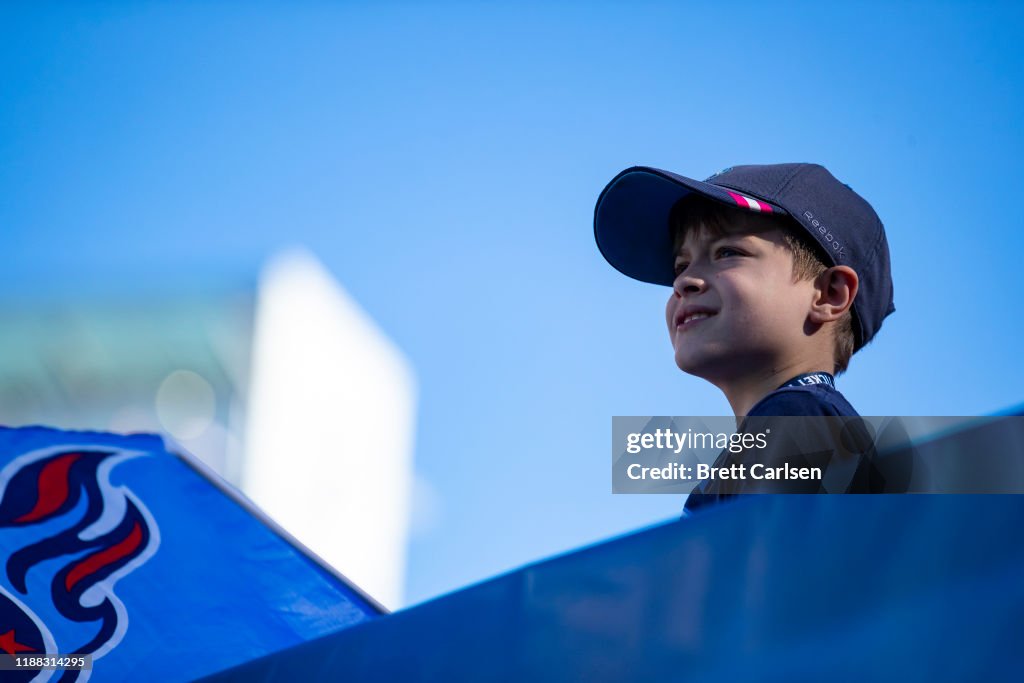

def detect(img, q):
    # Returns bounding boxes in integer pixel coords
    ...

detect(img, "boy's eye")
[673,262,689,277]
[716,247,741,258]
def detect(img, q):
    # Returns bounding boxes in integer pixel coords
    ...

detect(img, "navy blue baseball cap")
[593,163,895,351]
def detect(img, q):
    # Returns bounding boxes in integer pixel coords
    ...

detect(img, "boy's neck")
[717,360,834,419]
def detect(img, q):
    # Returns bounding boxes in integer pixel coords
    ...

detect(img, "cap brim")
[593,166,787,286]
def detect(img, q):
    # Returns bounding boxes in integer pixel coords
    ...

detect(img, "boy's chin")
[673,351,710,378]
[674,349,730,382]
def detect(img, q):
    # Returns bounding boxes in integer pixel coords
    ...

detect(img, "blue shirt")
[682,372,862,516]
[746,375,858,418]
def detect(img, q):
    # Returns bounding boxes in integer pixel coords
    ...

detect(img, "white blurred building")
[0,248,416,610]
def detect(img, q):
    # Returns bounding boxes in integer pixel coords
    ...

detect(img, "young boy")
[593,163,895,512]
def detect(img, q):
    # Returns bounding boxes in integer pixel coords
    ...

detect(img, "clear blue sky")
[2,2,1022,606]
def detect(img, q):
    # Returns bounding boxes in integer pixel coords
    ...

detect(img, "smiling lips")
[675,307,717,330]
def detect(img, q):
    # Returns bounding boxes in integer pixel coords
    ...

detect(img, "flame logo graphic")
[0,446,160,682]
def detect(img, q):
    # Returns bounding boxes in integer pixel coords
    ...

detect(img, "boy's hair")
[670,195,856,375]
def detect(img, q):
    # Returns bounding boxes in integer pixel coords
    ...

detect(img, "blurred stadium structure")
[0,248,416,609]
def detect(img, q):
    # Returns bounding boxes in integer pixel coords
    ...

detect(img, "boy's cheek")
[664,296,677,335]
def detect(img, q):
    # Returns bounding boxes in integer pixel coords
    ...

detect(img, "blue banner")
[0,427,381,682]
[202,412,1024,682]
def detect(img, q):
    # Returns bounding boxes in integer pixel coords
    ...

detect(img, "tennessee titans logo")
[0,447,159,682]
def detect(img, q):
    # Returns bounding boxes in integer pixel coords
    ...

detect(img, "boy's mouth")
[675,307,717,329]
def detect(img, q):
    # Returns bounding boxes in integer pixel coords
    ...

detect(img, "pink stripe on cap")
[726,190,773,213]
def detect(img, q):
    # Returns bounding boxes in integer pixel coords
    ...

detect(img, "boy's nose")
[673,272,707,298]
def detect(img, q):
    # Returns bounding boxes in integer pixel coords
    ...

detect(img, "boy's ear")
[809,266,859,323]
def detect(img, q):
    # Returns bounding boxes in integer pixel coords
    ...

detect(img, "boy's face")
[665,213,818,383]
